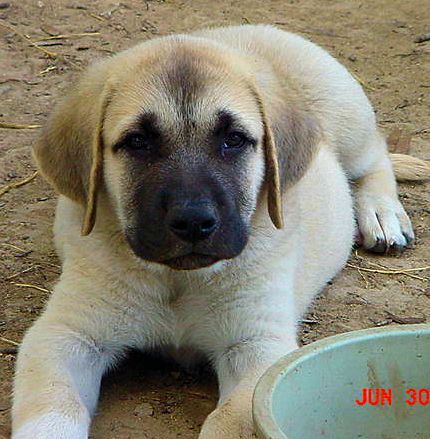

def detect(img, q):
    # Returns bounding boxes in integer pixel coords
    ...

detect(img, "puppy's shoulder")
[53,196,120,263]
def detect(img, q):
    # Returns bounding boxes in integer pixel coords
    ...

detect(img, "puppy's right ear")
[33,66,114,235]
[248,82,320,230]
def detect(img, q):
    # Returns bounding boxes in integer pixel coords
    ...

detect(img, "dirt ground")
[0,0,429,437]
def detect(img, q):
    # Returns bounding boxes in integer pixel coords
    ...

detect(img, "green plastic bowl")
[253,325,430,439]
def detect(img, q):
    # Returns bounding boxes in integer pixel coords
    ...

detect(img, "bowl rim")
[252,323,430,439]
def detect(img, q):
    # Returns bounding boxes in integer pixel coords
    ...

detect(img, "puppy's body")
[50,144,352,355]
[12,25,422,438]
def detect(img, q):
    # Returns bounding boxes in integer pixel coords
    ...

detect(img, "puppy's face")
[103,47,265,270]
[35,36,316,270]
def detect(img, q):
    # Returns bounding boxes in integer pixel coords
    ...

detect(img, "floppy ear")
[33,70,113,236]
[256,97,284,229]
[251,86,321,229]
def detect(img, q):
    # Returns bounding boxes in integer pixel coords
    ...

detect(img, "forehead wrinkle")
[155,46,249,119]
[156,73,259,133]
[107,44,263,146]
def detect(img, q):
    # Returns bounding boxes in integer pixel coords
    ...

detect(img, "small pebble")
[414,33,430,44]
[133,402,154,418]
[386,311,426,325]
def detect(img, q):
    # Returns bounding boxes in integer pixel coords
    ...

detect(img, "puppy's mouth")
[162,252,221,270]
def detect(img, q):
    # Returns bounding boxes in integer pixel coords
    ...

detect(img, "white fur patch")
[13,412,89,439]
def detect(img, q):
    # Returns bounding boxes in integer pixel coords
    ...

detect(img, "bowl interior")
[254,326,430,439]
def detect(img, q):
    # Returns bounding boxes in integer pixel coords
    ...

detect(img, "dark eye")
[223,132,248,150]
[124,133,150,151]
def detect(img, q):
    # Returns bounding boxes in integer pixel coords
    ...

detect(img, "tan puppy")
[12,25,430,438]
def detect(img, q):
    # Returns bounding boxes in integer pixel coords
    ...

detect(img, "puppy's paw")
[12,413,88,439]
[199,398,257,439]
[355,193,414,254]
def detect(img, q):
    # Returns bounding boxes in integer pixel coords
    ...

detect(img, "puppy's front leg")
[12,312,118,439]
[10,265,142,439]
[200,335,298,439]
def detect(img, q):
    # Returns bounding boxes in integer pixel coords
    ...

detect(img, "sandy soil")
[0,0,429,437]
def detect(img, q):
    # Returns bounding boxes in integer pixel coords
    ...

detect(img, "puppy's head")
[34,36,319,270]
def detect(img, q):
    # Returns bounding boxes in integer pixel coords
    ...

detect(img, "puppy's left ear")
[33,67,114,236]
[251,86,321,229]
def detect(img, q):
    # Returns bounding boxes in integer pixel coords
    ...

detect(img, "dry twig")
[2,243,28,252]
[5,266,36,280]
[38,65,57,75]
[352,251,428,282]
[12,283,51,294]
[89,13,106,21]
[0,21,57,58]
[0,122,41,129]
[347,264,430,274]
[0,171,38,198]
[34,32,100,42]
[347,263,430,282]
[351,72,376,91]
[0,336,19,347]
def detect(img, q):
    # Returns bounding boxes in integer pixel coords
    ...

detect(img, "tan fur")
[250,85,284,229]
[81,82,113,235]
[13,25,428,439]
[32,65,114,235]
[32,35,322,234]
[390,153,430,182]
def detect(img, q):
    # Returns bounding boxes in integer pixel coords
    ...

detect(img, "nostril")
[171,219,188,232]
[167,204,218,243]
[201,219,216,232]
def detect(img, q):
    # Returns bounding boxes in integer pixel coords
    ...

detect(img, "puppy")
[12,24,429,438]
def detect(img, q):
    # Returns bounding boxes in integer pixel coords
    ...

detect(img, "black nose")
[168,203,218,243]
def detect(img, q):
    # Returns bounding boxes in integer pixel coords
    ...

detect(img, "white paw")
[199,396,257,439]
[12,412,89,439]
[355,193,414,253]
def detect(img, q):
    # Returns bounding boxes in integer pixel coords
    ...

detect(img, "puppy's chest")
[164,288,209,348]
[132,272,248,350]
[159,279,229,350]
